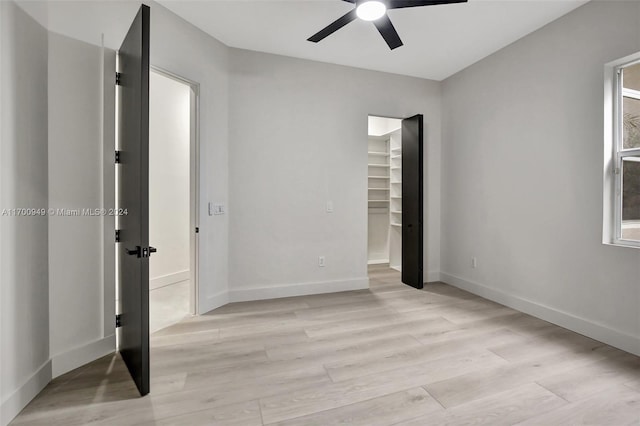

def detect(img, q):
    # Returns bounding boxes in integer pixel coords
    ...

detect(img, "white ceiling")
[157,0,588,80]
[19,0,588,81]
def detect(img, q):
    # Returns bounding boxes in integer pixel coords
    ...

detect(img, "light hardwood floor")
[11,267,640,425]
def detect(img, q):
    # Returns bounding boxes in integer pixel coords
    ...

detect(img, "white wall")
[368,115,401,137]
[47,31,116,378]
[228,49,442,300]
[441,0,640,356]
[149,71,190,288]
[0,2,50,425]
[150,3,230,313]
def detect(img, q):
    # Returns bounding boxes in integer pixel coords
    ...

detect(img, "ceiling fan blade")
[373,14,403,50]
[308,9,358,43]
[342,0,356,3]
[388,0,467,9]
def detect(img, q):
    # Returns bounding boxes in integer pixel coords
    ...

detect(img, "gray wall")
[47,31,116,377]
[228,49,442,299]
[0,2,50,424]
[150,3,230,313]
[441,0,640,355]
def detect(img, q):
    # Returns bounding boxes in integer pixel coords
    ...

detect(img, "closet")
[367,116,402,271]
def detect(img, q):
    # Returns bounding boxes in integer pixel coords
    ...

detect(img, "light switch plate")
[209,203,225,216]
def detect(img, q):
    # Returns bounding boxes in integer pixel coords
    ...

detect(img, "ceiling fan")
[308,0,468,50]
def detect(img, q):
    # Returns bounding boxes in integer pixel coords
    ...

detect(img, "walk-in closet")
[367,116,402,271]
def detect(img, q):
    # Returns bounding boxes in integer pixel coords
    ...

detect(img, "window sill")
[603,241,640,250]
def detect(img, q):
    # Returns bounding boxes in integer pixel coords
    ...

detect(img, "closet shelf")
[391,155,402,159]
[390,196,402,199]
[391,211,402,214]
[391,167,401,170]
[390,223,402,227]
[368,164,390,167]
[368,188,390,191]
[368,151,389,157]
[368,176,390,179]
[368,200,389,203]
[391,147,402,153]
[391,181,402,184]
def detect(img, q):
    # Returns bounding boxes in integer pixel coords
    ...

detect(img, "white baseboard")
[426,271,440,283]
[150,270,190,290]
[200,290,229,315]
[228,277,370,303]
[440,272,640,357]
[368,259,389,265]
[1,359,51,426]
[51,335,116,378]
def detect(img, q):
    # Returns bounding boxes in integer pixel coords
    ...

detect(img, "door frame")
[149,66,201,315]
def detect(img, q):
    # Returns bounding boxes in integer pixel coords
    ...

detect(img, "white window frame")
[604,53,640,248]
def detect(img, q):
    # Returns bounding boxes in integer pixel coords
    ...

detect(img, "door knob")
[125,246,157,258]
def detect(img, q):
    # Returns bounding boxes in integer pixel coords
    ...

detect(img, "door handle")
[126,246,141,256]
[125,246,157,258]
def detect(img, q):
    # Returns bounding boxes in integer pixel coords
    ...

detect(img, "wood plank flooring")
[11,267,640,425]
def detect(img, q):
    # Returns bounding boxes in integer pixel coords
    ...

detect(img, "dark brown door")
[401,115,424,289]
[117,4,151,396]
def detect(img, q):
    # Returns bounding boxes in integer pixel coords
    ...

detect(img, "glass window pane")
[621,156,640,241]
[623,63,640,91]
[623,97,640,149]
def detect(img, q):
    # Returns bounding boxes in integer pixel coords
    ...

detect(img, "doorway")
[367,116,402,273]
[147,69,199,333]
[115,67,200,342]
[367,114,424,288]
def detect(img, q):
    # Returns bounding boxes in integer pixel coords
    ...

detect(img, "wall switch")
[318,256,326,267]
[326,201,333,213]
[471,257,477,268]
[209,202,225,216]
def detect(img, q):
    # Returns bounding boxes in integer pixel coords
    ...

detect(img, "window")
[607,58,640,247]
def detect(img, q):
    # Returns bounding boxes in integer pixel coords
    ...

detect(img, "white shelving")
[368,123,402,269]
[389,129,402,271]
[368,133,391,265]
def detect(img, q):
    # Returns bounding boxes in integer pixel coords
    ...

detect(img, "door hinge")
[115,229,121,243]
[116,314,122,328]
[116,72,122,86]
[615,167,620,175]
[115,150,121,164]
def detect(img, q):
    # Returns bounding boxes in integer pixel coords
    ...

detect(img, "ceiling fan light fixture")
[356,1,387,21]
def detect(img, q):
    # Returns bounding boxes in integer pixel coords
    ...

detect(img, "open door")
[116,4,152,396]
[401,115,424,289]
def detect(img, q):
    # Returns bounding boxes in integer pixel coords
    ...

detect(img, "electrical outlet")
[471,257,477,268]
[318,256,326,267]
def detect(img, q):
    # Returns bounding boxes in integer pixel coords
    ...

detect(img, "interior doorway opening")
[367,116,402,274]
[115,67,200,341]
[147,69,196,333]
